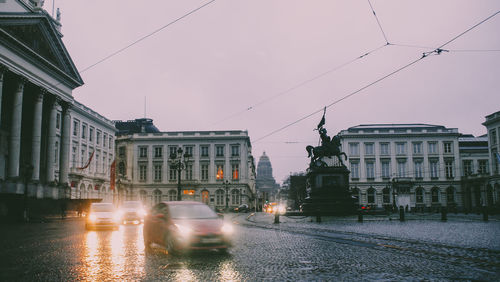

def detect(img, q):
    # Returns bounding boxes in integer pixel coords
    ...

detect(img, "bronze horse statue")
[306,134,347,167]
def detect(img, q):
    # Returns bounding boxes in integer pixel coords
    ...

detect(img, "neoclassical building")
[482,111,500,208]
[256,152,280,204]
[340,124,463,211]
[114,118,256,210]
[0,0,84,218]
[67,100,117,203]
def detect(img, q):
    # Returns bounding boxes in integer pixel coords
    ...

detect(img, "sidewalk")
[238,212,500,251]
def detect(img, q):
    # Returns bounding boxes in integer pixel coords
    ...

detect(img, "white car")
[85,202,120,230]
[119,201,147,224]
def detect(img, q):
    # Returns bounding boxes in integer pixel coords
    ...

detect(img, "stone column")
[0,66,6,126]
[0,67,6,181]
[59,102,71,187]
[46,98,58,183]
[8,78,26,178]
[31,89,45,181]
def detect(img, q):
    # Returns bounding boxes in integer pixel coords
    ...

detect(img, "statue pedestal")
[300,164,357,215]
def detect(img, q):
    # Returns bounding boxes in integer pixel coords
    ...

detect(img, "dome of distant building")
[256,152,279,195]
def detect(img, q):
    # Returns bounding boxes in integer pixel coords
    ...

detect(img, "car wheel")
[164,234,177,255]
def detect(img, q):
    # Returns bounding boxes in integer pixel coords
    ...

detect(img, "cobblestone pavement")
[0,214,498,281]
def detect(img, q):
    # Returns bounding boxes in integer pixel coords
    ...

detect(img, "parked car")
[119,201,147,224]
[234,204,249,213]
[143,201,233,254]
[85,202,120,230]
[359,205,389,215]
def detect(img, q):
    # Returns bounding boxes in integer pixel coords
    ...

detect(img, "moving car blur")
[85,202,120,230]
[234,204,249,213]
[264,202,286,214]
[143,201,233,254]
[119,201,147,224]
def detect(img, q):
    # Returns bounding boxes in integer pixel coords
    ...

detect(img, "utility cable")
[211,44,388,126]
[367,0,389,44]
[253,10,500,143]
[79,0,216,73]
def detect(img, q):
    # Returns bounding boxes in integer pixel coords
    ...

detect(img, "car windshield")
[91,204,114,212]
[169,204,218,219]
[122,202,141,208]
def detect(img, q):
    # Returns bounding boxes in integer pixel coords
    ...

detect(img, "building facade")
[115,120,256,210]
[0,0,84,219]
[255,152,280,205]
[340,124,462,211]
[67,100,117,203]
[482,111,500,209]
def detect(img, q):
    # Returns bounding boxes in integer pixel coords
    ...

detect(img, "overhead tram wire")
[367,0,389,45]
[211,43,388,126]
[253,10,500,144]
[78,0,216,74]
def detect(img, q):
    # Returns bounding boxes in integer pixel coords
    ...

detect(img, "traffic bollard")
[274,212,280,224]
[399,206,405,222]
[358,210,363,222]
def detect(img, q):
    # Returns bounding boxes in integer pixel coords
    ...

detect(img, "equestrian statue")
[306,108,347,168]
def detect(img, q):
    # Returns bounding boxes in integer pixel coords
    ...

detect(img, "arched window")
[201,190,210,205]
[140,190,148,204]
[382,187,390,204]
[416,187,424,203]
[231,190,241,205]
[168,190,177,201]
[367,187,376,204]
[431,187,440,203]
[87,184,93,198]
[153,190,162,204]
[446,186,455,203]
[79,183,85,199]
[351,187,360,205]
[216,189,224,206]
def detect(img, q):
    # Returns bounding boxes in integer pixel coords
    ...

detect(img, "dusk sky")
[46,0,499,184]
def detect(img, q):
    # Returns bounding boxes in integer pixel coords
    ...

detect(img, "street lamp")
[223,179,230,212]
[169,147,191,201]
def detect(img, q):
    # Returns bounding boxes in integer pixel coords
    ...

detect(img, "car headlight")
[221,223,234,235]
[88,213,97,222]
[175,224,193,238]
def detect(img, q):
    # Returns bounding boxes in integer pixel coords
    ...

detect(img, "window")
[446,186,455,203]
[202,190,210,205]
[445,160,454,178]
[428,142,437,154]
[201,146,209,157]
[443,142,453,154]
[185,164,193,180]
[490,129,497,145]
[350,162,359,179]
[154,164,162,182]
[232,164,239,180]
[216,145,224,157]
[412,142,422,154]
[72,120,79,136]
[216,190,224,205]
[81,147,86,167]
[492,149,499,174]
[154,146,163,158]
[463,160,473,176]
[416,187,424,203]
[56,113,61,129]
[478,160,489,175]
[109,137,113,149]
[201,164,209,181]
[89,127,94,142]
[118,162,125,176]
[366,162,375,179]
[414,160,423,178]
[139,147,148,158]
[380,143,390,155]
[153,190,162,204]
[216,164,224,180]
[184,146,193,157]
[169,167,177,181]
[397,160,406,177]
[364,143,374,155]
[367,188,376,204]
[431,187,440,203]
[231,145,240,157]
[82,123,87,139]
[71,145,77,167]
[119,147,126,158]
[139,164,147,181]
[231,190,241,205]
[396,142,406,155]
[103,133,107,147]
[430,160,439,178]
[382,188,390,204]
[168,190,177,201]
[349,143,359,156]
[96,131,101,145]
[95,152,100,172]
[381,161,390,179]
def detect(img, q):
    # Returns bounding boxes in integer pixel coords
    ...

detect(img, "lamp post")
[169,147,190,201]
[224,179,230,212]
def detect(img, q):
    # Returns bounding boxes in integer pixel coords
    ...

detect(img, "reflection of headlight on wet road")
[175,224,193,238]
[221,223,234,235]
[88,213,97,222]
